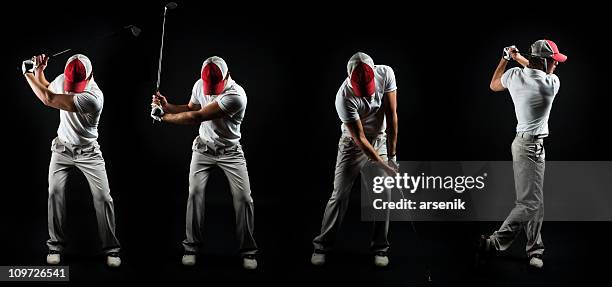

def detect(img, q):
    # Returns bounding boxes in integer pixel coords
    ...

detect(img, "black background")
[1,1,611,286]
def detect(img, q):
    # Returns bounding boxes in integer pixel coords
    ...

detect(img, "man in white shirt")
[22,54,121,268]
[481,39,567,269]
[311,52,399,267]
[151,56,258,270]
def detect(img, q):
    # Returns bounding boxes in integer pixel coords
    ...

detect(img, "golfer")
[481,39,567,269]
[311,52,399,267]
[151,56,258,270]
[22,54,121,267]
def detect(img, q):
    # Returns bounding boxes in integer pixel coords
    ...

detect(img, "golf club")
[390,174,434,285]
[152,2,178,120]
[50,25,141,58]
[18,25,141,72]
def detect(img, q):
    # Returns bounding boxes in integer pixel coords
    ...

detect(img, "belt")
[516,132,547,141]
[206,145,240,155]
[195,137,240,155]
[342,134,385,144]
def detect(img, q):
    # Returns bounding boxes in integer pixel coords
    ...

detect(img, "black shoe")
[476,235,496,266]
[477,235,495,255]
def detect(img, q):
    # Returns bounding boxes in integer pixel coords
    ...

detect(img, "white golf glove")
[503,45,518,61]
[151,104,164,122]
[22,60,35,75]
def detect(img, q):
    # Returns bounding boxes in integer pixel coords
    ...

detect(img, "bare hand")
[377,161,397,176]
[33,54,49,71]
[151,91,168,109]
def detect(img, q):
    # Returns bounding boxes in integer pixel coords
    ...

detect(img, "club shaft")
[52,48,72,58]
[156,8,168,91]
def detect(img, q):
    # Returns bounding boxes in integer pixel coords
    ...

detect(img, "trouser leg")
[313,136,390,252]
[369,137,390,253]
[491,137,545,255]
[182,151,214,253]
[47,151,72,252]
[218,147,257,255]
[75,145,120,254]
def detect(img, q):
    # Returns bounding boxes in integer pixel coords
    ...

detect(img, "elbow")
[489,83,503,92]
[41,92,54,106]
[190,112,206,124]
[489,82,497,92]
[489,78,506,92]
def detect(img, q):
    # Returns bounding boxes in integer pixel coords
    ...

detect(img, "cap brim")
[552,53,567,63]
[351,79,375,97]
[64,80,87,93]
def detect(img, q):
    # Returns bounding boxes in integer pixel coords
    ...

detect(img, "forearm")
[386,118,397,157]
[490,58,508,90]
[163,103,192,114]
[24,73,53,104]
[34,70,50,87]
[161,111,206,125]
[515,54,529,67]
[354,135,386,163]
[493,58,507,80]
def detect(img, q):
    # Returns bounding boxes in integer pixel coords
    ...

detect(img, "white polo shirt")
[48,74,104,145]
[190,78,247,149]
[335,65,397,137]
[501,67,560,136]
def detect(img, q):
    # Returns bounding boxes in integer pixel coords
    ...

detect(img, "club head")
[165,2,178,9]
[128,25,142,37]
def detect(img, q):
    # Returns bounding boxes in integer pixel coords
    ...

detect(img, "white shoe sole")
[107,257,121,268]
[243,258,258,270]
[311,253,326,266]
[374,255,389,267]
[529,257,544,269]
[46,254,61,265]
[182,255,196,266]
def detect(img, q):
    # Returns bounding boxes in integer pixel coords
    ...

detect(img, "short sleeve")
[501,67,520,89]
[552,74,560,96]
[48,75,64,94]
[217,94,246,117]
[335,88,359,123]
[383,66,397,93]
[73,91,103,114]
[190,80,201,105]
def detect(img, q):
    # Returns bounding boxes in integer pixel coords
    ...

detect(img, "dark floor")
[1,195,607,286]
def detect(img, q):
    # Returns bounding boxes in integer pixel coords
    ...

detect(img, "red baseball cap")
[63,54,92,93]
[347,52,375,97]
[530,39,567,63]
[201,56,228,95]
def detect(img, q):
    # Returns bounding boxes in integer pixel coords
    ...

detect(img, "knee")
[188,180,205,197]
[48,181,64,197]
[233,189,253,204]
[518,200,541,214]
[92,189,113,203]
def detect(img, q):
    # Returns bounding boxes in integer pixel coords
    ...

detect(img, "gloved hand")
[503,45,518,61]
[22,59,35,75]
[388,155,399,172]
[151,104,164,122]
